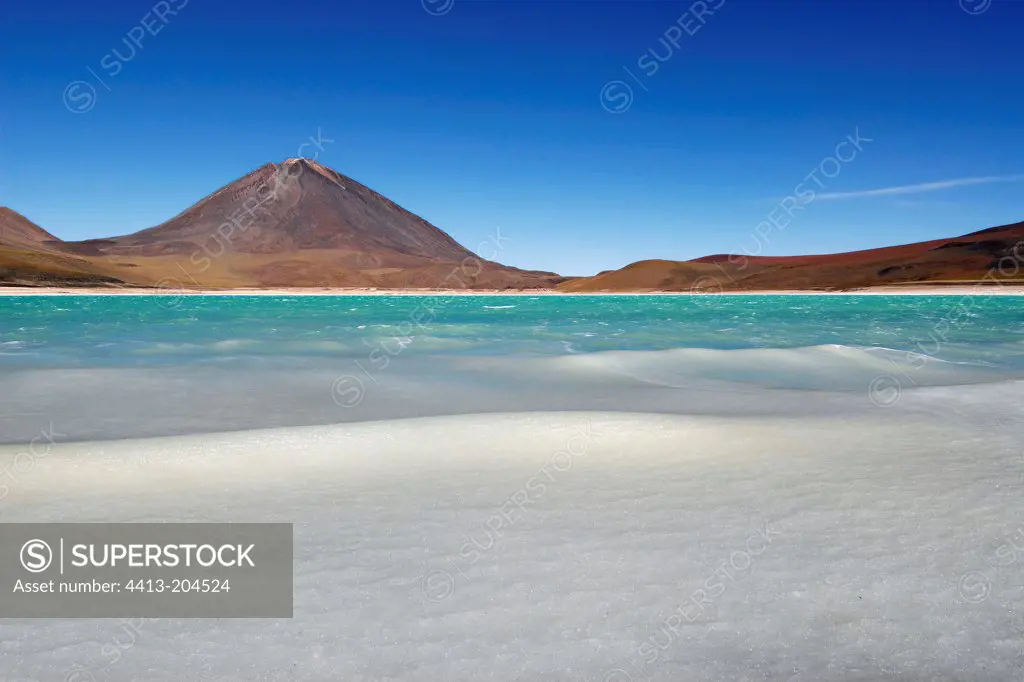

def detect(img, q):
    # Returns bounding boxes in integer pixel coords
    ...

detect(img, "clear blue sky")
[1,0,1021,276]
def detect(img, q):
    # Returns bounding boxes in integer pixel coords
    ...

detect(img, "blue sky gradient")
[1,0,1021,275]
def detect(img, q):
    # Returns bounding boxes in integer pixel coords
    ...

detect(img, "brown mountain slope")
[0,209,139,287]
[559,220,1024,292]
[5,163,1021,292]
[0,208,62,252]
[0,245,134,287]
[75,159,477,261]
[3,159,562,289]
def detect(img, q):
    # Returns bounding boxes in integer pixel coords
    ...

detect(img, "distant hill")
[0,208,132,287]
[0,159,562,289]
[558,220,1024,292]
[3,163,1021,291]
[0,208,61,251]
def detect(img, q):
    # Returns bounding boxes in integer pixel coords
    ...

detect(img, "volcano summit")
[0,159,561,290]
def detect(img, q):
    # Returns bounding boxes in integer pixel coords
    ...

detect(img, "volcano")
[1,159,562,289]
[3,161,1022,291]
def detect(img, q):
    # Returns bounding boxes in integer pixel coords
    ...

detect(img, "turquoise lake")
[2,294,1024,368]
[2,294,1023,443]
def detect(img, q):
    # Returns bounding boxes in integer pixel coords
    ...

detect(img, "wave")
[461,344,1014,391]
[2,342,1022,445]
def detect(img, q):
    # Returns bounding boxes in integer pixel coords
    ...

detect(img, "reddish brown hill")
[0,209,134,287]
[3,159,562,289]
[559,220,1024,292]
[0,208,62,252]
[4,162,1021,292]
[78,159,477,262]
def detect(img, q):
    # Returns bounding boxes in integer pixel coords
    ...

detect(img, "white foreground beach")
[1,406,1021,681]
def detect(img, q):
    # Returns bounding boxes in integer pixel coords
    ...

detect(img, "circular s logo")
[355,252,382,269]
[599,80,633,114]
[958,570,992,604]
[868,374,902,408]
[65,667,99,682]
[421,569,455,602]
[332,375,365,408]
[689,275,725,307]
[63,81,97,114]
[20,539,53,573]
[959,0,992,15]
[422,0,455,16]
[153,277,186,310]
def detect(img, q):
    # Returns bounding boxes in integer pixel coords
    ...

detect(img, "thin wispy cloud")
[816,175,1024,201]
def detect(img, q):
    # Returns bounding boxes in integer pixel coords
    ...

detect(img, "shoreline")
[4,284,1024,296]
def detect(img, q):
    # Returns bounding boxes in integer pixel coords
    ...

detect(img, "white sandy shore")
[4,285,1024,296]
[0,411,1020,681]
